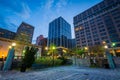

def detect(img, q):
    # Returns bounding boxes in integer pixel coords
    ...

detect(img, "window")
[99,2,106,9]
[98,25,104,29]
[101,36,108,40]
[99,29,105,32]
[94,38,99,41]
[95,42,100,45]
[100,32,107,36]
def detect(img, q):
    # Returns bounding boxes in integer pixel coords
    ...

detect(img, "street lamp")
[104,44,115,69]
[104,45,108,49]
[52,46,56,66]
[45,47,48,50]
[84,47,88,50]
[3,42,16,71]
[9,46,12,49]
[2,53,4,65]
[111,43,116,56]
[12,43,16,47]
[84,47,89,57]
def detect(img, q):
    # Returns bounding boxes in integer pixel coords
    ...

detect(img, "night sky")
[0,0,102,43]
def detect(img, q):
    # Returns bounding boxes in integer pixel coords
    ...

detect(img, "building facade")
[0,28,16,40]
[71,39,76,48]
[15,22,34,43]
[36,35,47,56]
[48,17,72,48]
[36,35,44,46]
[74,0,120,48]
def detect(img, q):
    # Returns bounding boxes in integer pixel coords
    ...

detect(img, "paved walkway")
[0,66,120,80]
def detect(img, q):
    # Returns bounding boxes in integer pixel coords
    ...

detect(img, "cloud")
[14,2,31,19]
[0,0,31,31]
[45,0,54,10]
[55,0,68,14]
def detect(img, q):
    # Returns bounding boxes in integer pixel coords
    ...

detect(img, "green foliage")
[22,46,38,68]
[75,49,85,56]
[89,45,105,56]
[47,43,58,56]
[57,57,72,65]
[35,57,63,66]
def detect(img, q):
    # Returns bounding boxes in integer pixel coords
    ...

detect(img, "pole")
[105,48,115,69]
[2,55,4,70]
[112,47,116,56]
[53,50,54,66]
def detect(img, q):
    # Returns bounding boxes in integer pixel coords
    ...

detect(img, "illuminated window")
[79,27,83,30]
[75,27,79,31]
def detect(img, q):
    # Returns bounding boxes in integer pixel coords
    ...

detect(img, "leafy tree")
[89,45,105,57]
[22,46,38,68]
[71,47,85,58]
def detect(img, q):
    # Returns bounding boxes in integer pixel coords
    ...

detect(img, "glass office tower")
[48,17,72,48]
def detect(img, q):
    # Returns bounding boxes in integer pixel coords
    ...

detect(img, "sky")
[0,0,102,43]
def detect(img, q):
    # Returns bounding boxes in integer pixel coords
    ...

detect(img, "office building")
[0,28,16,40]
[15,22,34,43]
[74,0,120,48]
[36,35,47,56]
[48,17,72,48]
[71,38,76,48]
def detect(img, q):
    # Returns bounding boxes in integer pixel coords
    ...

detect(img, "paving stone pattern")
[0,66,120,80]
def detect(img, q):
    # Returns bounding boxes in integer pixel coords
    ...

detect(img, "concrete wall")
[113,57,120,68]
[72,56,90,67]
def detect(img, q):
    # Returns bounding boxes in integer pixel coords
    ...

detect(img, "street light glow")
[63,49,67,53]
[2,54,4,57]
[102,41,106,44]
[84,47,88,50]
[12,43,16,46]
[45,47,48,50]
[52,46,55,50]
[112,43,116,47]
[9,46,12,49]
[104,45,108,49]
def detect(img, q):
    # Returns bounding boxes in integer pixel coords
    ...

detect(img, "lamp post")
[111,43,116,56]
[104,44,115,69]
[3,42,16,71]
[52,46,56,66]
[84,46,89,58]
[2,54,4,68]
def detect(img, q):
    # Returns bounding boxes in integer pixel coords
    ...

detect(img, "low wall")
[0,62,3,70]
[72,56,90,67]
[113,57,120,68]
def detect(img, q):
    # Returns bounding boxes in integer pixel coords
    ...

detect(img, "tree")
[89,45,105,57]
[22,46,38,68]
[71,47,85,58]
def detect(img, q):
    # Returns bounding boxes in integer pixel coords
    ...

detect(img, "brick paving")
[0,66,120,80]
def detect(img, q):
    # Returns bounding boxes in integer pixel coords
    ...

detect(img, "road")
[0,66,120,80]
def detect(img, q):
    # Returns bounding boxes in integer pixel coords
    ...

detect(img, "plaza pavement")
[0,66,120,80]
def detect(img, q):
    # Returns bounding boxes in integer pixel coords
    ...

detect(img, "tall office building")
[0,28,16,40]
[15,22,34,43]
[48,17,72,48]
[74,0,120,48]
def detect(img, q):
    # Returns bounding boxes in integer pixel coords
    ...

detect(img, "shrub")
[57,57,73,65]
[35,57,63,67]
